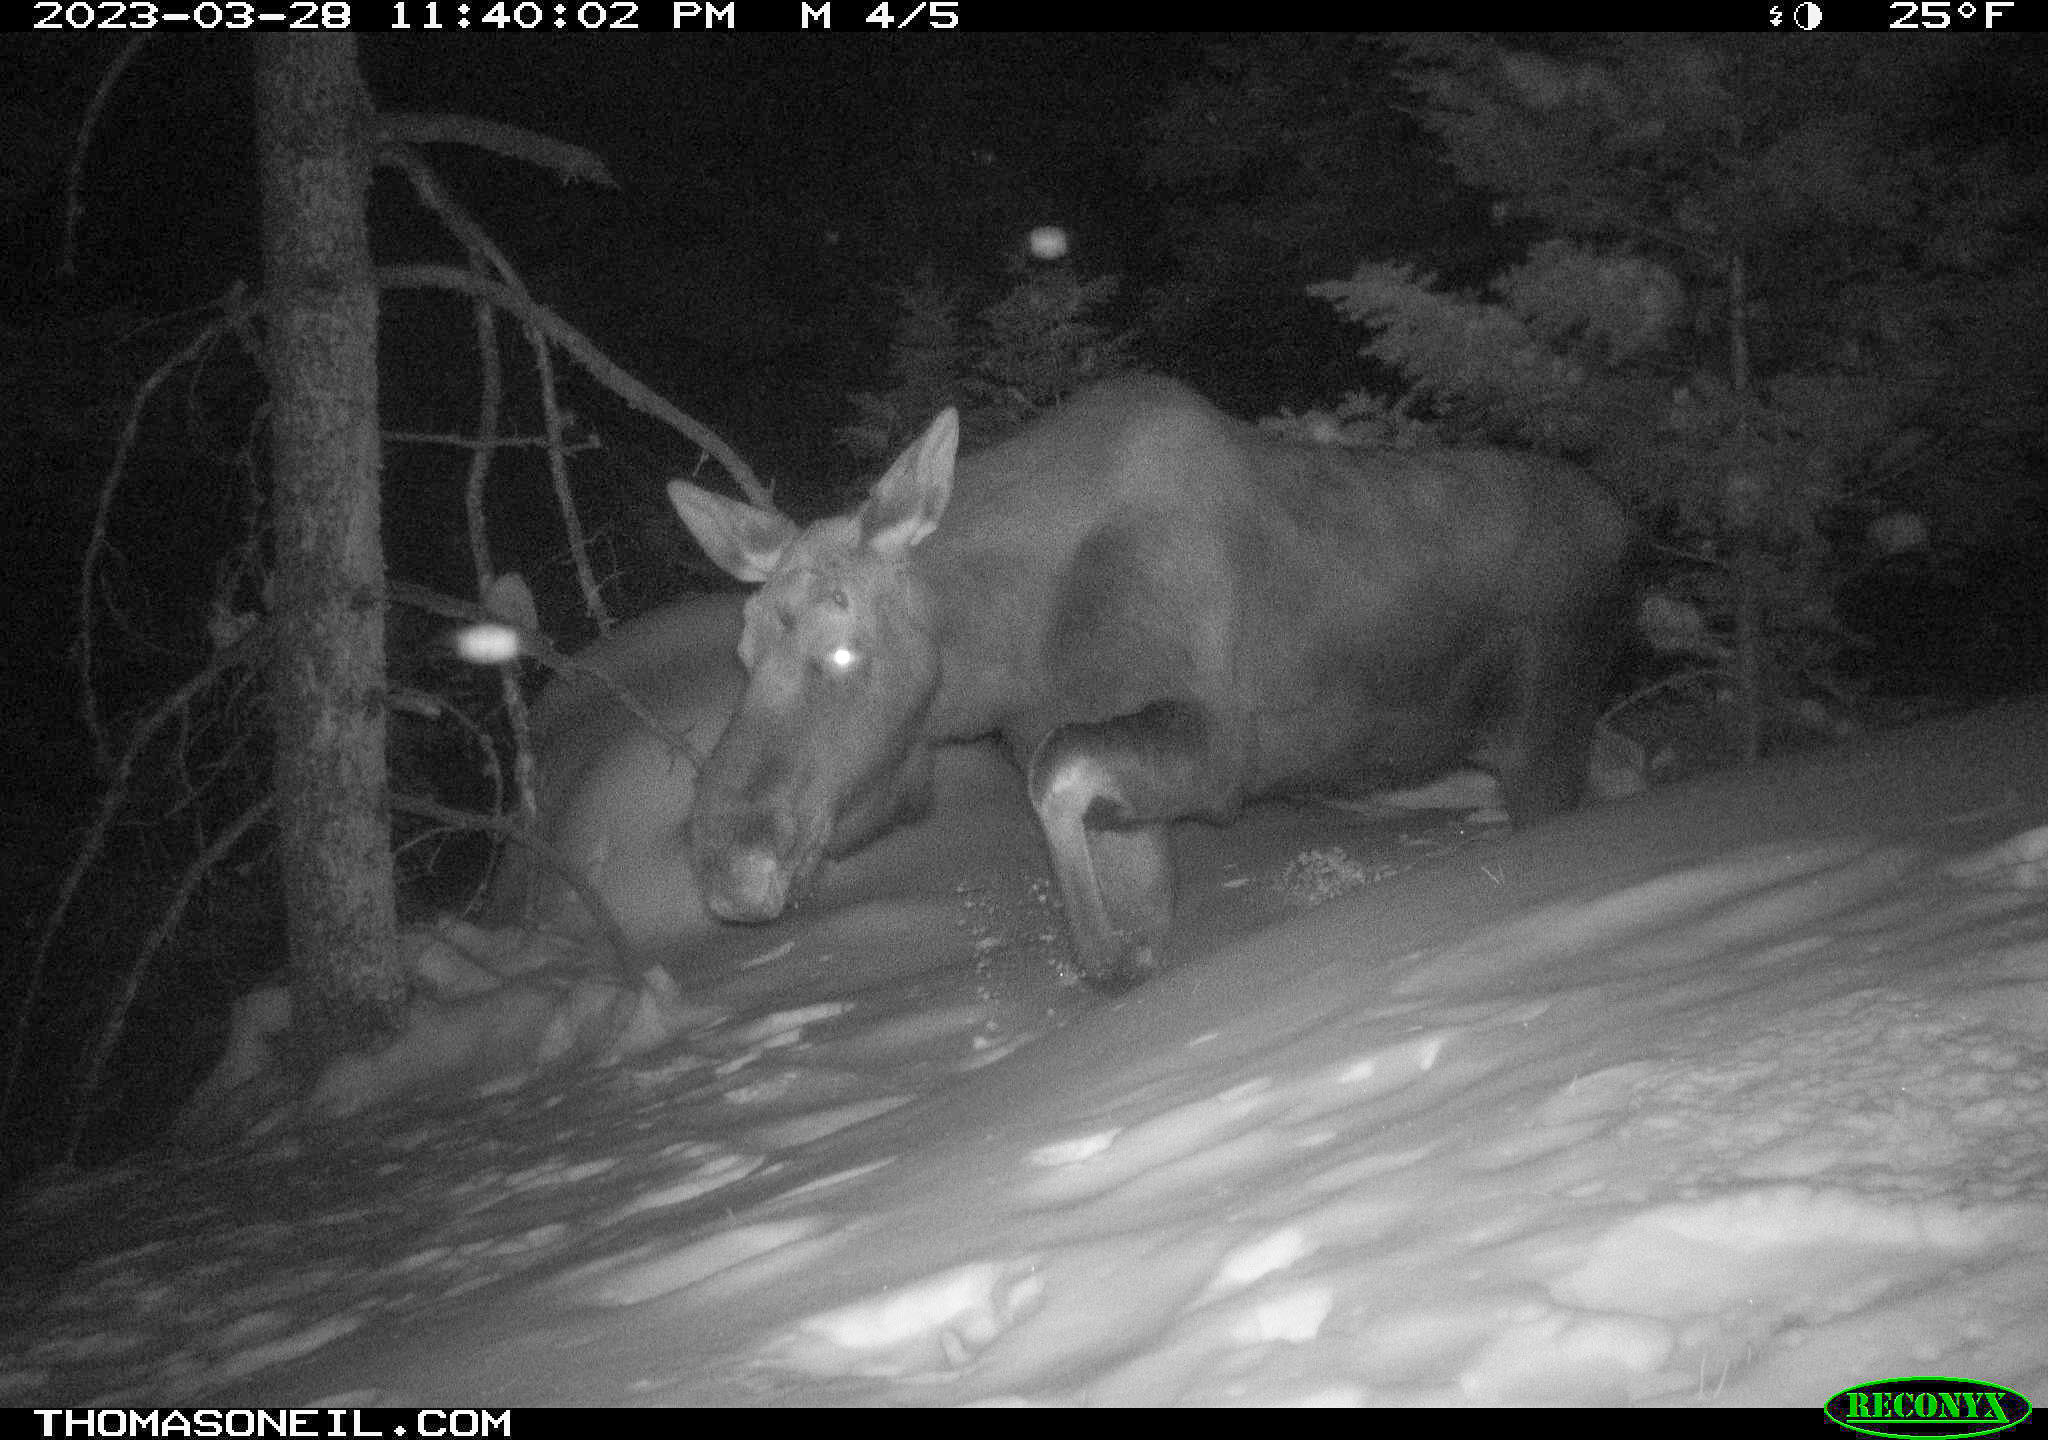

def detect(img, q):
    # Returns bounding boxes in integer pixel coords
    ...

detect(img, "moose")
[484,590,1023,954]
[485,592,750,952]
[663,376,1639,988]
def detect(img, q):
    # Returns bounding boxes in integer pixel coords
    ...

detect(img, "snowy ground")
[4,700,2048,1407]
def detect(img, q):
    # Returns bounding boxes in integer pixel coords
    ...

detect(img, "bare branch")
[379,113,616,188]
[78,301,248,774]
[2,623,272,1143]
[385,146,617,627]
[62,37,145,277]
[391,794,644,979]
[62,795,274,1166]
[382,432,601,451]
[378,263,769,507]
[388,581,707,766]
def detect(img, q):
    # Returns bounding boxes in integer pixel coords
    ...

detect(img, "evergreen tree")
[1312,36,2047,755]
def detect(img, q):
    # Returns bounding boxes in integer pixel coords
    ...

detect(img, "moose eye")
[825,643,860,674]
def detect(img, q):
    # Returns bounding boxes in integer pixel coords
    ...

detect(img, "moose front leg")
[1026,700,1237,989]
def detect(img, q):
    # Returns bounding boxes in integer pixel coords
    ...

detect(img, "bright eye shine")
[828,645,859,672]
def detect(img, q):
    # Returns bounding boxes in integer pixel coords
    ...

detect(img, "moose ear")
[860,406,958,559]
[668,481,799,583]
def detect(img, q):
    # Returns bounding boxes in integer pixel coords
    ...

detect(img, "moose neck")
[907,526,1056,752]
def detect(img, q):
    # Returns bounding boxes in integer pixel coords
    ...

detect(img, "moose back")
[665,377,1639,988]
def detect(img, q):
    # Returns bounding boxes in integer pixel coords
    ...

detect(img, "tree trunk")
[255,36,404,1045]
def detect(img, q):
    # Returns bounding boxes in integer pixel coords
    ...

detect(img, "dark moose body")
[668,377,1638,987]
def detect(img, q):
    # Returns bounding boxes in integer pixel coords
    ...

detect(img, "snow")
[5,700,2048,1408]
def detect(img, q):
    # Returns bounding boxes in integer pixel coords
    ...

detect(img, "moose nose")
[702,847,792,922]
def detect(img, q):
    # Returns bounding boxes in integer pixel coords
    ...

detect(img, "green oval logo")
[1825,1376,2032,1439]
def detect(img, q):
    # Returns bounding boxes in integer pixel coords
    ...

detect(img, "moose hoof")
[1076,936,1162,994]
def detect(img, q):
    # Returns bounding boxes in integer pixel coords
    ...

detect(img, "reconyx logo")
[1825,1376,2031,1439]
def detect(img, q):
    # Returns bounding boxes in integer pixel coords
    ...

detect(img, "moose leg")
[1027,700,1235,989]
[1493,625,1606,826]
